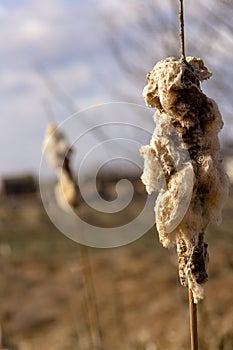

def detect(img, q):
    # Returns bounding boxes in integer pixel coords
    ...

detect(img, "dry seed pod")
[54,169,78,212]
[43,123,72,170]
[140,57,229,303]
[43,123,80,211]
[140,145,166,195]
[155,162,194,241]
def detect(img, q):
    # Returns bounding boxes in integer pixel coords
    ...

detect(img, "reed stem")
[189,288,198,350]
[179,0,186,61]
[78,244,103,350]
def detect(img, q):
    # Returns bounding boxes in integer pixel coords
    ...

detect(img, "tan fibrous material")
[140,57,229,302]
[43,123,79,212]
[42,123,71,170]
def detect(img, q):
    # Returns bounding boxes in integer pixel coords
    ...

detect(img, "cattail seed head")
[140,57,229,302]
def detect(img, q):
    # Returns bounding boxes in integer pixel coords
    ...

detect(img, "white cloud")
[20,18,51,41]
[0,0,106,67]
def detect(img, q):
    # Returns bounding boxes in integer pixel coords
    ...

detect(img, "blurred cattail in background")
[42,122,103,350]
[43,123,80,211]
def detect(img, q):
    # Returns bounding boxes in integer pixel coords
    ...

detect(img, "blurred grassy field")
[0,192,232,350]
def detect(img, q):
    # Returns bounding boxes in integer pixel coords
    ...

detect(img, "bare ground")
[0,193,232,350]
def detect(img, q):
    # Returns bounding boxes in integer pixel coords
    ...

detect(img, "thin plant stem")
[179,0,186,61]
[78,243,104,350]
[63,169,103,349]
[114,282,128,349]
[42,99,56,124]
[43,117,104,349]
[189,288,198,350]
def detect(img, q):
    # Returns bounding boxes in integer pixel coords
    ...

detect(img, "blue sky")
[0,0,111,175]
[0,0,232,176]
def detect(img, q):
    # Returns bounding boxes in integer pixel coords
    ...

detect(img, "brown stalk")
[189,288,198,350]
[59,154,103,349]
[179,0,186,61]
[179,2,198,349]
[78,243,103,350]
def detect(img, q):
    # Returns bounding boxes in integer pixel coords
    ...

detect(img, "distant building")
[1,174,38,197]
